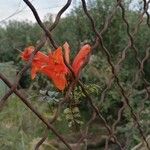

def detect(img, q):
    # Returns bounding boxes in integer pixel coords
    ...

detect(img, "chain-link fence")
[0,0,150,149]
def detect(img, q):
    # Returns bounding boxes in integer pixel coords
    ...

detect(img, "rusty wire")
[0,0,150,149]
[81,0,150,149]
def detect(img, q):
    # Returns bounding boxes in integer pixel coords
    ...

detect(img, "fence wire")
[0,0,150,149]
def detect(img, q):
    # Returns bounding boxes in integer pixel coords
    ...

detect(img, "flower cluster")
[21,42,91,91]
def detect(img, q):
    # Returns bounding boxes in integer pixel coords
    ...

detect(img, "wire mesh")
[0,0,150,149]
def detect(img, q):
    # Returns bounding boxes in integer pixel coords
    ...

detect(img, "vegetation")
[0,0,149,149]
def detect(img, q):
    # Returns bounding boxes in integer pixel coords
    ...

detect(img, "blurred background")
[0,0,150,149]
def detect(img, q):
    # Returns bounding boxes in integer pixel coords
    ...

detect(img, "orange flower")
[21,46,49,79]
[41,47,68,91]
[21,43,91,91]
[63,42,91,78]
[72,44,91,77]
[63,42,70,64]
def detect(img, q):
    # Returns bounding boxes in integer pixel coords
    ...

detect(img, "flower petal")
[72,44,91,77]
[48,47,68,74]
[41,47,68,90]
[21,46,34,61]
[42,66,67,91]
[21,46,49,79]
[51,73,67,91]
[21,46,69,91]
[31,64,38,79]
[63,42,70,64]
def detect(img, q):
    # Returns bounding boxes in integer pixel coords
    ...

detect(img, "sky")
[0,0,149,25]
[0,0,75,24]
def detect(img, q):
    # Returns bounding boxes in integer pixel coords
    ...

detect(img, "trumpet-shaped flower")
[21,42,91,91]
[41,47,68,91]
[63,42,91,77]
